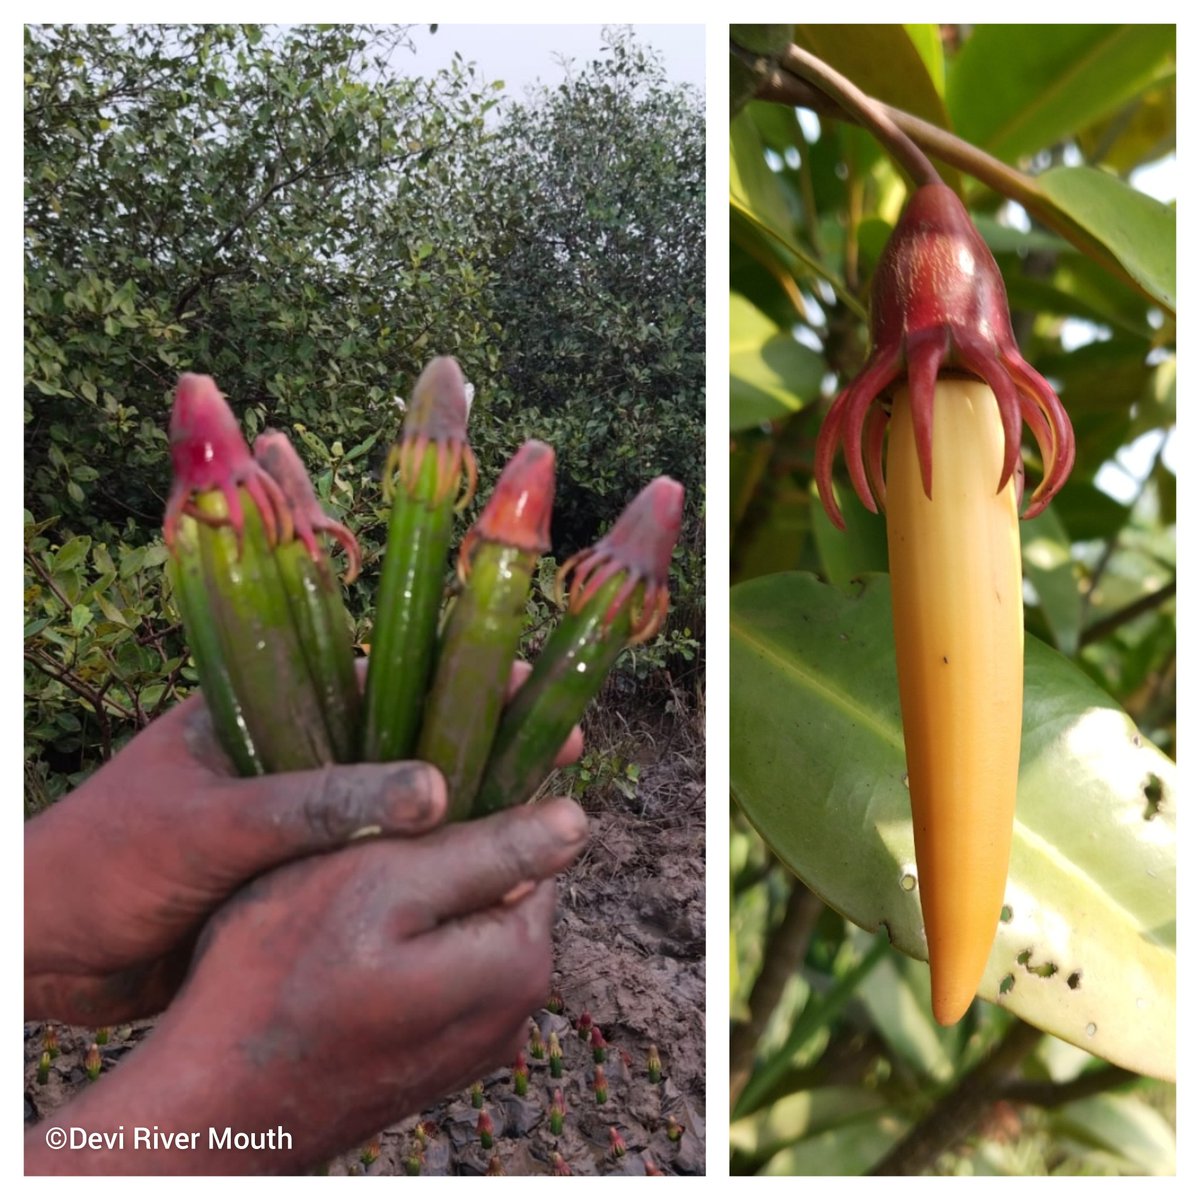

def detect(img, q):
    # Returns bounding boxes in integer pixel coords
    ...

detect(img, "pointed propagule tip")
[253,428,363,582]
[560,475,684,632]
[404,355,471,442]
[463,439,556,563]
[930,966,978,1027]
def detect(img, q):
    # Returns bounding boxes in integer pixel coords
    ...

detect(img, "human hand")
[26,798,588,1175]
[25,661,583,1025]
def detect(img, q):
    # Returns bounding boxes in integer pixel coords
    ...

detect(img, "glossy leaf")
[730,293,822,430]
[730,572,1175,1081]
[1037,165,1176,312]
[1021,506,1083,657]
[795,24,950,132]
[947,25,1175,165]
[731,109,794,238]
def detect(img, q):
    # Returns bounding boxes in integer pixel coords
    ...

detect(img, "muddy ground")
[24,720,706,1176]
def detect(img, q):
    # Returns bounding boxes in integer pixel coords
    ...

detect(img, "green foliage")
[25,24,705,805]
[467,28,705,562]
[730,23,1175,1175]
[732,573,1175,1079]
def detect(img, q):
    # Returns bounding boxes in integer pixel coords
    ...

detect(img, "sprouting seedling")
[647,1044,662,1084]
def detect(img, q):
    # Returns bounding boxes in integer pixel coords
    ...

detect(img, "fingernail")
[388,764,446,824]
[540,797,589,846]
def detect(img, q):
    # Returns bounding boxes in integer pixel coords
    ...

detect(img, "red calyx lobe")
[253,429,363,583]
[559,476,684,645]
[815,183,1074,528]
[458,439,556,573]
[164,373,292,552]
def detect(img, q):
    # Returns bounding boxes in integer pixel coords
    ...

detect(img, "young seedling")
[647,1044,662,1084]
[548,1089,566,1136]
[417,440,554,819]
[548,1031,564,1079]
[609,1127,627,1159]
[470,1080,484,1110]
[473,477,684,816]
[590,1026,607,1064]
[529,1023,546,1061]
[363,356,476,761]
[36,1051,51,1085]
[512,1050,529,1097]
[594,1065,609,1106]
[477,1109,494,1150]
[84,1043,102,1082]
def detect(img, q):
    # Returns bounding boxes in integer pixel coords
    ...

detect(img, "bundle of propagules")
[163,358,683,821]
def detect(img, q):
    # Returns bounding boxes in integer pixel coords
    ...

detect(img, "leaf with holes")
[730,572,1175,1080]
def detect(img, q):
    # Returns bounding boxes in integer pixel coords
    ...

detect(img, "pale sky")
[402,23,705,98]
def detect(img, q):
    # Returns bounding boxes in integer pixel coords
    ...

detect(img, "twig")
[1000,1064,1137,1109]
[1079,579,1176,648]
[868,1018,1043,1175]
[740,42,1170,312]
[730,880,824,1109]
[777,44,941,189]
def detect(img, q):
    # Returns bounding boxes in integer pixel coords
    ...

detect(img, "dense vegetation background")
[24,23,705,810]
[729,24,1175,1175]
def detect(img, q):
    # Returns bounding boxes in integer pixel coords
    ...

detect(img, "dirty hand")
[24,661,583,1026]
[26,799,589,1175]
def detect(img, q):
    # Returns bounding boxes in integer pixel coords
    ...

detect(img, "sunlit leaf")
[731,573,1175,1081]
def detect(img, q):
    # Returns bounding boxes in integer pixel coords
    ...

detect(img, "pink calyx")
[557,476,684,646]
[164,374,293,554]
[253,429,362,583]
[457,439,555,578]
[385,356,478,509]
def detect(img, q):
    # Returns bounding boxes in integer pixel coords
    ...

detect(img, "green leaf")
[903,25,945,96]
[730,293,822,431]
[730,572,1175,1081]
[795,24,951,131]
[730,109,793,238]
[70,604,93,632]
[54,535,91,571]
[1021,506,1083,657]
[809,479,888,589]
[1037,165,1175,312]
[948,24,1175,164]
[1049,1092,1176,1174]
[731,1085,887,1165]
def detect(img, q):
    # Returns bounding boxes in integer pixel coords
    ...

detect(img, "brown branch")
[868,1018,1043,1175]
[730,879,824,1109]
[24,648,135,726]
[777,44,940,188]
[742,42,1170,312]
[1000,1064,1138,1109]
[1080,579,1176,648]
